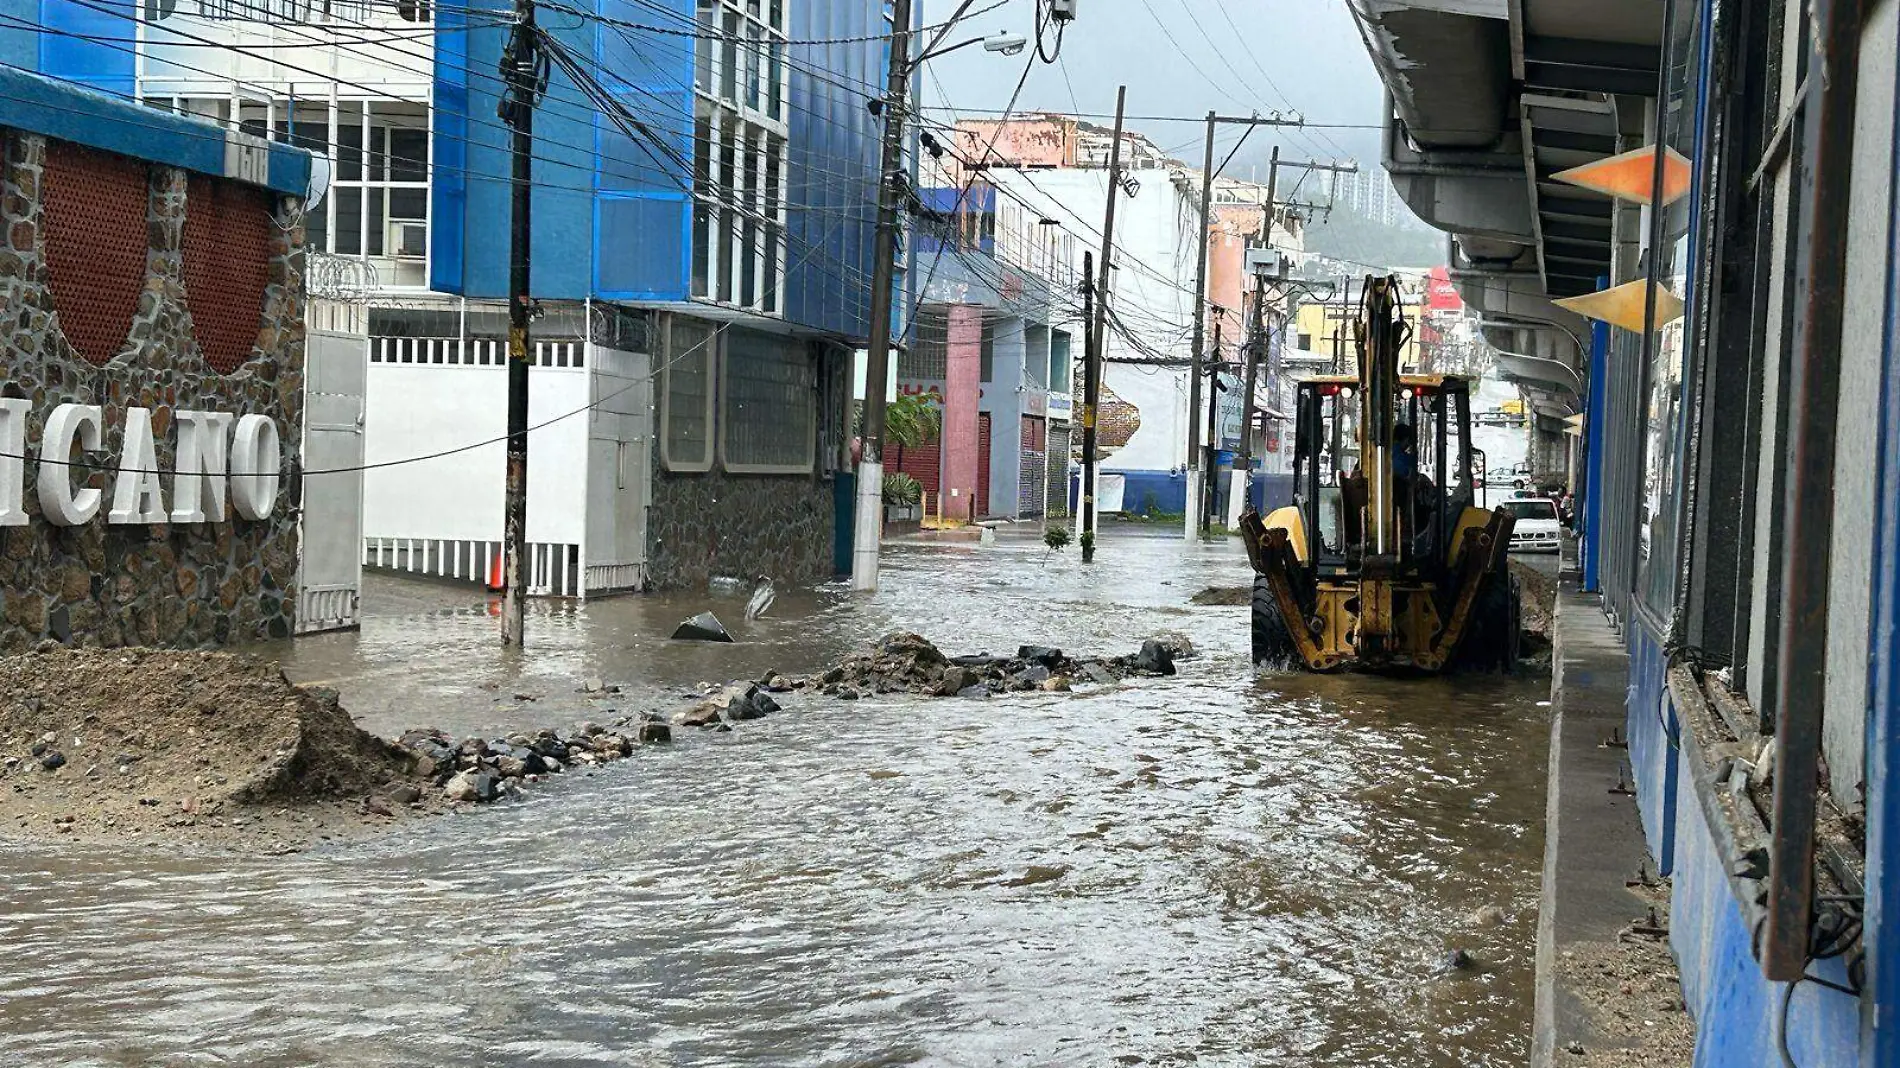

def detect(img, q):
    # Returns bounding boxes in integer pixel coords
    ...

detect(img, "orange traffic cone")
[486,550,504,592]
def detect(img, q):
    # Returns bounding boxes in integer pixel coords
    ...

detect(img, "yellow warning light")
[1551,145,1693,207]
[1552,280,1686,333]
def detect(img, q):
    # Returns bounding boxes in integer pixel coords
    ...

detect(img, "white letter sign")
[170,410,234,523]
[37,403,103,526]
[229,414,281,521]
[0,398,26,527]
[108,406,169,524]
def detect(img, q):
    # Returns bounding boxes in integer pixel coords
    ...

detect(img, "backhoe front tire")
[1455,571,1521,673]
[1252,575,1299,670]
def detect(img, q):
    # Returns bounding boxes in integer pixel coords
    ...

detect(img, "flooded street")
[0,530,1550,1066]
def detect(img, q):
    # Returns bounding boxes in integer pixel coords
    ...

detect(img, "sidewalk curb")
[1531,582,1652,1066]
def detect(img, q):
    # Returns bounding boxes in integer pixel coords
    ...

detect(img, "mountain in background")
[1296,208,1446,271]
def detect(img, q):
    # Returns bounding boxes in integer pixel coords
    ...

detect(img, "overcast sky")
[917,0,1387,176]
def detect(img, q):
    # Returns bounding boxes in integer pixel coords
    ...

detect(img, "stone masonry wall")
[0,131,305,651]
[645,471,836,591]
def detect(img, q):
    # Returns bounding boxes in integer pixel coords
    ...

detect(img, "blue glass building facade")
[430,0,894,342]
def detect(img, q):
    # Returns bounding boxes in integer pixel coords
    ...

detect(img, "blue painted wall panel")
[38,0,134,96]
[431,0,874,319]
[0,0,37,73]
[591,0,691,300]
[783,0,888,338]
[431,0,652,301]
[1671,746,1860,1067]
[1626,619,1678,875]
[430,2,470,295]
[1863,8,1900,1055]
[1583,295,1609,592]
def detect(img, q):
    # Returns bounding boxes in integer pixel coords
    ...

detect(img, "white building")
[974,160,1303,515]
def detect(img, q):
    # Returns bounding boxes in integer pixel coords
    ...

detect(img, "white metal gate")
[296,302,368,633]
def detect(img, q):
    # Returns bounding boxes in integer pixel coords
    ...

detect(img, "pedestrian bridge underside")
[1346,0,1659,428]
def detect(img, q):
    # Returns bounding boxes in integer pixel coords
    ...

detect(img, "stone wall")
[645,470,837,591]
[0,130,305,651]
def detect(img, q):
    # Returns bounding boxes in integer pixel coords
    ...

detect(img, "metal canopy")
[1349,0,1662,359]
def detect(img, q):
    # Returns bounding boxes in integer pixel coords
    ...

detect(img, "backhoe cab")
[1240,275,1520,673]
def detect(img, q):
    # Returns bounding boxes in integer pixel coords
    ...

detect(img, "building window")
[662,318,717,472]
[721,328,814,473]
[1049,331,1072,393]
[185,0,430,23]
[691,0,789,314]
[149,95,429,278]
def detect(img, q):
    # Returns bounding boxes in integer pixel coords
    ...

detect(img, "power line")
[4,165,873,484]
[6,7,895,306]
[533,0,1011,46]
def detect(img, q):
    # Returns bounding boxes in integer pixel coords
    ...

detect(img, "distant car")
[1502,497,1563,554]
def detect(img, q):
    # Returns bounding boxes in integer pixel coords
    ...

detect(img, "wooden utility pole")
[1184,112,1306,542]
[1203,321,1223,530]
[1230,146,1283,526]
[1185,110,1215,542]
[1083,85,1127,562]
[851,0,915,592]
[497,0,542,646]
[1237,272,1268,521]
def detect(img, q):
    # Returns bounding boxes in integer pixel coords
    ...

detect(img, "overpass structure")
[1346,0,1655,467]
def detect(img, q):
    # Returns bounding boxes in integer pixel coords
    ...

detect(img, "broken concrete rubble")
[771,631,1182,700]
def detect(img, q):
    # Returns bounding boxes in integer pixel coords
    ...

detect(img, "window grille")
[721,328,814,473]
[662,319,717,471]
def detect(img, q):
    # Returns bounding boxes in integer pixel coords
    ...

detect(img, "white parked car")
[1501,497,1563,554]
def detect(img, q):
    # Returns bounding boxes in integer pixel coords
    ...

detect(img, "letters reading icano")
[0,400,282,527]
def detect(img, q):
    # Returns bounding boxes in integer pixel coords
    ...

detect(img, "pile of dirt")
[1512,559,1558,639]
[1190,585,1251,606]
[1555,880,1695,1067]
[0,648,430,850]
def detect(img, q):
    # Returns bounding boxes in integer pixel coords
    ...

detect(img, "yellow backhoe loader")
[1240,275,1520,673]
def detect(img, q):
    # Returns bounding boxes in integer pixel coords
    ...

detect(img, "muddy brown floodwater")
[0,529,1549,1067]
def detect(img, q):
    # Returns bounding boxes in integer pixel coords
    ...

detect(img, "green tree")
[885,394,942,449]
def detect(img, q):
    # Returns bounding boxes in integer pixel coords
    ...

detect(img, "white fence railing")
[368,337,584,368]
[363,536,582,597]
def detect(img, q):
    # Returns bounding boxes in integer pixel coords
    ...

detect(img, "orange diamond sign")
[1552,145,1693,207]
[1552,280,1685,333]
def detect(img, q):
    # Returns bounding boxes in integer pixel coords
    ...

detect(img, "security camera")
[1049,0,1077,22]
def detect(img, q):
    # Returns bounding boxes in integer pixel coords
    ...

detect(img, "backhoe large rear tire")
[1454,571,1521,673]
[1252,575,1299,670]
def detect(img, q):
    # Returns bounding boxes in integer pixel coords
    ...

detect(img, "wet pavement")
[0,528,1551,1066]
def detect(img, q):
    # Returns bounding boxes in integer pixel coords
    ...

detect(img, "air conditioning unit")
[387,218,427,260]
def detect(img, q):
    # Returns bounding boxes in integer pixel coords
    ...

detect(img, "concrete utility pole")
[1079,250,1098,560]
[497,0,543,646]
[1222,145,1281,531]
[1083,85,1128,563]
[851,0,915,593]
[1185,111,1305,542]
